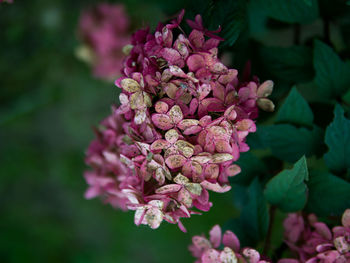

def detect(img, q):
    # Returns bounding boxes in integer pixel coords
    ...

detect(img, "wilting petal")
[145,207,163,229]
[156,184,182,194]
[165,129,179,144]
[220,247,237,263]
[168,105,183,124]
[225,165,241,177]
[165,155,187,169]
[152,114,173,130]
[185,183,202,196]
[178,119,199,130]
[209,225,222,248]
[151,139,170,151]
[201,180,231,193]
[215,140,233,153]
[120,78,140,92]
[257,80,274,98]
[211,153,234,163]
[178,188,193,207]
[187,54,206,72]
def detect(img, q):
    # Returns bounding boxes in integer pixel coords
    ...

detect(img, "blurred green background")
[0,1,236,262]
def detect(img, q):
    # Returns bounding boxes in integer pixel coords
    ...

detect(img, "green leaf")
[324,104,350,173]
[306,171,350,216]
[257,124,324,163]
[207,0,247,46]
[230,178,269,246]
[314,40,350,99]
[252,0,319,23]
[276,87,314,127]
[264,156,309,212]
[260,46,314,83]
[230,152,269,185]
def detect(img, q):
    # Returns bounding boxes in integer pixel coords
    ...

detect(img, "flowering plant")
[84,9,273,232]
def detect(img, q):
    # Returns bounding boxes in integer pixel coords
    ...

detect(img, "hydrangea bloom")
[84,10,274,231]
[279,209,350,263]
[78,3,130,79]
[189,225,270,263]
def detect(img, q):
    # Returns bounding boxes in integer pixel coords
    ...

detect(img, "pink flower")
[78,3,131,80]
[84,10,274,231]
[189,225,270,263]
[279,209,350,263]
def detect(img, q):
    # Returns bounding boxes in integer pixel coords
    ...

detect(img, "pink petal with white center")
[178,119,199,130]
[156,184,182,194]
[165,129,179,144]
[168,105,183,124]
[145,207,163,229]
[201,180,231,193]
[198,83,212,100]
[201,249,220,263]
[151,139,170,151]
[152,114,173,130]
[223,231,240,252]
[209,225,222,248]
[178,188,193,207]
[134,207,146,226]
[220,247,238,263]
[155,101,169,113]
[187,54,205,72]
[211,153,234,163]
[169,65,188,78]
[165,155,187,169]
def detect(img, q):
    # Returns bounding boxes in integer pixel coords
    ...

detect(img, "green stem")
[263,205,277,255]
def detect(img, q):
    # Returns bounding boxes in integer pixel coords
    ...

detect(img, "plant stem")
[263,205,277,255]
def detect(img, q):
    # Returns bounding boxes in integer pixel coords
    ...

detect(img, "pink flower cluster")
[78,3,130,79]
[279,209,350,263]
[84,10,274,231]
[189,225,270,263]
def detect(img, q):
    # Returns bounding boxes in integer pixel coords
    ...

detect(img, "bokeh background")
[1,0,350,263]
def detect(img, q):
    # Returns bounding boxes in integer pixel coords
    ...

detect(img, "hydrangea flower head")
[189,225,270,263]
[84,10,274,231]
[78,3,130,79]
[279,209,350,263]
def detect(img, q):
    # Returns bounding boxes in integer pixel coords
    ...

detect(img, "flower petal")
[211,153,234,163]
[209,225,222,248]
[165,155,187,169]
[120,78,141,92]
[152,114,173,130]
[168,105,183,124]
[201,180,231,193]
[156,184,182,194]
[223,231,240,252]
